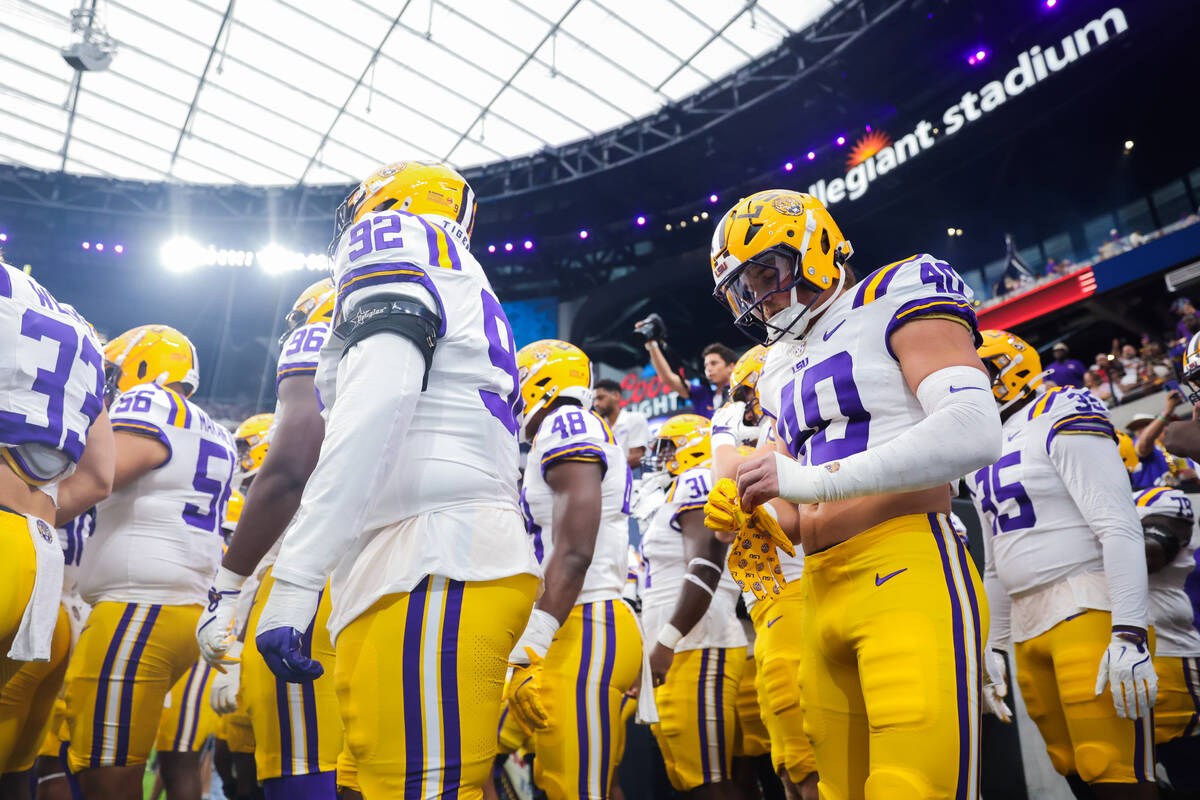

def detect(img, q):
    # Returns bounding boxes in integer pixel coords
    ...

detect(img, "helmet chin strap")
[766,265,848,344]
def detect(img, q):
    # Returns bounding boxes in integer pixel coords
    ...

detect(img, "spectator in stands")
[1173,298,1197,340]
[1083,369,1114,405]
[1128,390,1184,488]
[1141,341,1174,380]
[1043,342,1086,388]
[1118,343,1144,388]
[592,378,650,470]
[1043,258,1058,277]
[641,324,735,418]
[1093,354,1126,403]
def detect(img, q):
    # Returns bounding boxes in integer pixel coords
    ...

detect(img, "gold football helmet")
[711,190,853,344]
[222,489,244,535]
[977,329,1043,406]
[331,161,476,256]
[234,413,274,478]
[1115,430,1139,472]
[1181,331,1200,405]
[645,414,711,476]
[516,339,592,442]
[285,278,334,333]
[730,345,769,405]
[104,325,199,398]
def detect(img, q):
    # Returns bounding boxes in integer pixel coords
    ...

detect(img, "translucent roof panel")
[0,0,836,185]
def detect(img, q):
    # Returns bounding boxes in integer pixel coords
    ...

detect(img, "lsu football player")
[195,280,342,799]
[703,190,1002,800]
[254,161,539,798]
[503,339,641,800]
[64,324,235,799]
[969,330,1155,797]
[1130,486,1200,792]
[641,414,747,795]
[708,348,818,800]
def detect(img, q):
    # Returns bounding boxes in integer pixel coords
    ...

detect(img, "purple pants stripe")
[714,648,727,780]
[273,663,294,775]
[299,593,321,772]
[597,601,617,798]
[171,663,201,751]
[697,649,711,783]
[948,517,984,798]
[440,580,465,799]
[114,604,160,766]
[929,514,970,800]
[576,604,595,799]
[403,576,431,800]
[188,664,212,750]
[90,603,137,767]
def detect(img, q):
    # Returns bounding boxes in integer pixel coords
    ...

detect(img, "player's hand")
[255,627,324,683]
[736,453,782,510]
[196,568,246,670]
[1166,390,1184,414]
[209,642,242,714]
[982,648,1012,723]
[704,477,744,543]
[1094,628,1156,719]
[649,642,674,687]
[504,648,549,735]
[727,504,795,601]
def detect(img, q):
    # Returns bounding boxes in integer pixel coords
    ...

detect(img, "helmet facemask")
[641,437,677,474]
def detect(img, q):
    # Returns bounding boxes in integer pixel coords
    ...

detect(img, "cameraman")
[635,313,735,419]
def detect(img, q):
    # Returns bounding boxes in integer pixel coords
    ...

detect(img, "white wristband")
[214,565,248,593]
[687,557,722,575]
[657,623,683,650]
[684,573,716,596]
[510,608,560,664]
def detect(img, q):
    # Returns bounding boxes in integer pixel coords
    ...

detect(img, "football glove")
[982,648,1013,723]
[196,567,246,671]
[210,641,242,714]
[706,478,795,601]
[1095,629,1157,719]
[256,627,324,683]
[504,648,549,735]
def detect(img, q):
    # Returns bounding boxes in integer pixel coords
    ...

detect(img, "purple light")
[504,242,514,252]
[708,194,719,204]
[579,229,589,240]
[636,215,646,226]
[784,161,794,172]
[82,242,90,249]
[969,48,988,65]
[806,151,816,161]
[1045,0,1056,6]
[835,136,846,146]
[523,240,533,250]
[95,243,104,252]
[487,244,496,253]
[114,244,124,254]
[0,233,7,242]
[865,124,872,132]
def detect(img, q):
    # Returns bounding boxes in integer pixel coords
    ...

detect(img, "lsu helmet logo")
[36,519,54,543]
[772,195,806,215]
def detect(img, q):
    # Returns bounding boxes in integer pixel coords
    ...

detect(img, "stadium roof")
[0,0,833,186]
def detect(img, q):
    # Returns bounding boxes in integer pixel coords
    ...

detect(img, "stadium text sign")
[619,373,686,419]
[808,7,1129,207]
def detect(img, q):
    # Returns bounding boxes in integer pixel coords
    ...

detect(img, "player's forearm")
[665,575,720,638]
[222,463,315,576]
[1136,418,1167,457]
[984,572,1012,649]
[536,548,593,624]
[55,410,114,525]
[270,335,423,590]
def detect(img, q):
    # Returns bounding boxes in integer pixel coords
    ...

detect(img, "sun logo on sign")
[846,130,892,169]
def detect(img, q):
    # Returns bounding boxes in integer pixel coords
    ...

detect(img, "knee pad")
[1158,736,1200,792]
[863,767,935,800]
[761,657,801,715]
[1073,742,1119,783]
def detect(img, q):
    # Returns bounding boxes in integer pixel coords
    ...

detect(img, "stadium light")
[708,194,719,204]
[161,236,204,272]
[1045,0,1057,7]
[114,244,124,254]
[947,227,955,236]
[95,243,104,251]
[579,229,589,239]
[523,240,534,250]
[680,220,687,228]
[701,211,709,220]
[784,161,794,172]
[692,215,699,223]
[487,244,496,253]
[1124,139,1134,152]
[636,215,647,226]
[81,241,90,249]
[807,151,816,161]
[835,136,846,146]
[665,223,672,231]
[968,48,989,65]
[504,242,514,252]
[957,228,964,236]
[0,233,7,242]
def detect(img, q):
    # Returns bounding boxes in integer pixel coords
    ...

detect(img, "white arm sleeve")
[1048,431,1149,630]
[981,522,1012,650]
[777,365,1002,503]
[269,333,425,590]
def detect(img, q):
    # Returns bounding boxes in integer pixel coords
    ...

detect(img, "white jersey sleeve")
[275,321,330,390]
[1134,488,1200,657]
[0,264,105,487]
[522,406,631,605]
[84,385,235,606]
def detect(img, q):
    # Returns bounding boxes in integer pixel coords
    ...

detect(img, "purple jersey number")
[182,439,234,533]
[479,289,522,435]
[972,451,1036,535]
[919,261,967,296]
[778,351,871,464]
[550,409,587,438]
[284,326,325,356]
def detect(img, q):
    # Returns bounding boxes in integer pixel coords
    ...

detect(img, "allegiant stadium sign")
[807,7,1129,207]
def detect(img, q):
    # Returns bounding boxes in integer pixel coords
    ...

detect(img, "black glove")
[633,313,667,346]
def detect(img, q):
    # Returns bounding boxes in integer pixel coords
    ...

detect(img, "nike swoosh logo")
[1007,433,1019,441]
[766,615,783,628]
[822,319,846,341]
[875,568,907,586]
[949,385,986,393]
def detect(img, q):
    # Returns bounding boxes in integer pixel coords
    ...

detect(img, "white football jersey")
[83,384,236,606]
[640,465,745,651]
[965,386,1118,603]
[0,264,105,489]
[521,406,632,605]
[58,506,94,595]
[275,320,330,390]
[1133,487,1200,657]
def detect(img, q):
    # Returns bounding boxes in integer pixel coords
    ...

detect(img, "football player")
[503,339,641,800]
[64,324,235,799]
[704,191,1001,800]
[253,162,540,798]
[709,350,817,800]
[970,329,1154,798]
[1130,486,1200,792]
[195,280,342,799]
[641,414,747,796]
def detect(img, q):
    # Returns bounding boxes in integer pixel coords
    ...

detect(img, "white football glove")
[210,641,242,714]
[1094,630,1157,719]
[982,648,1013,723]
[196,567,247,669]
